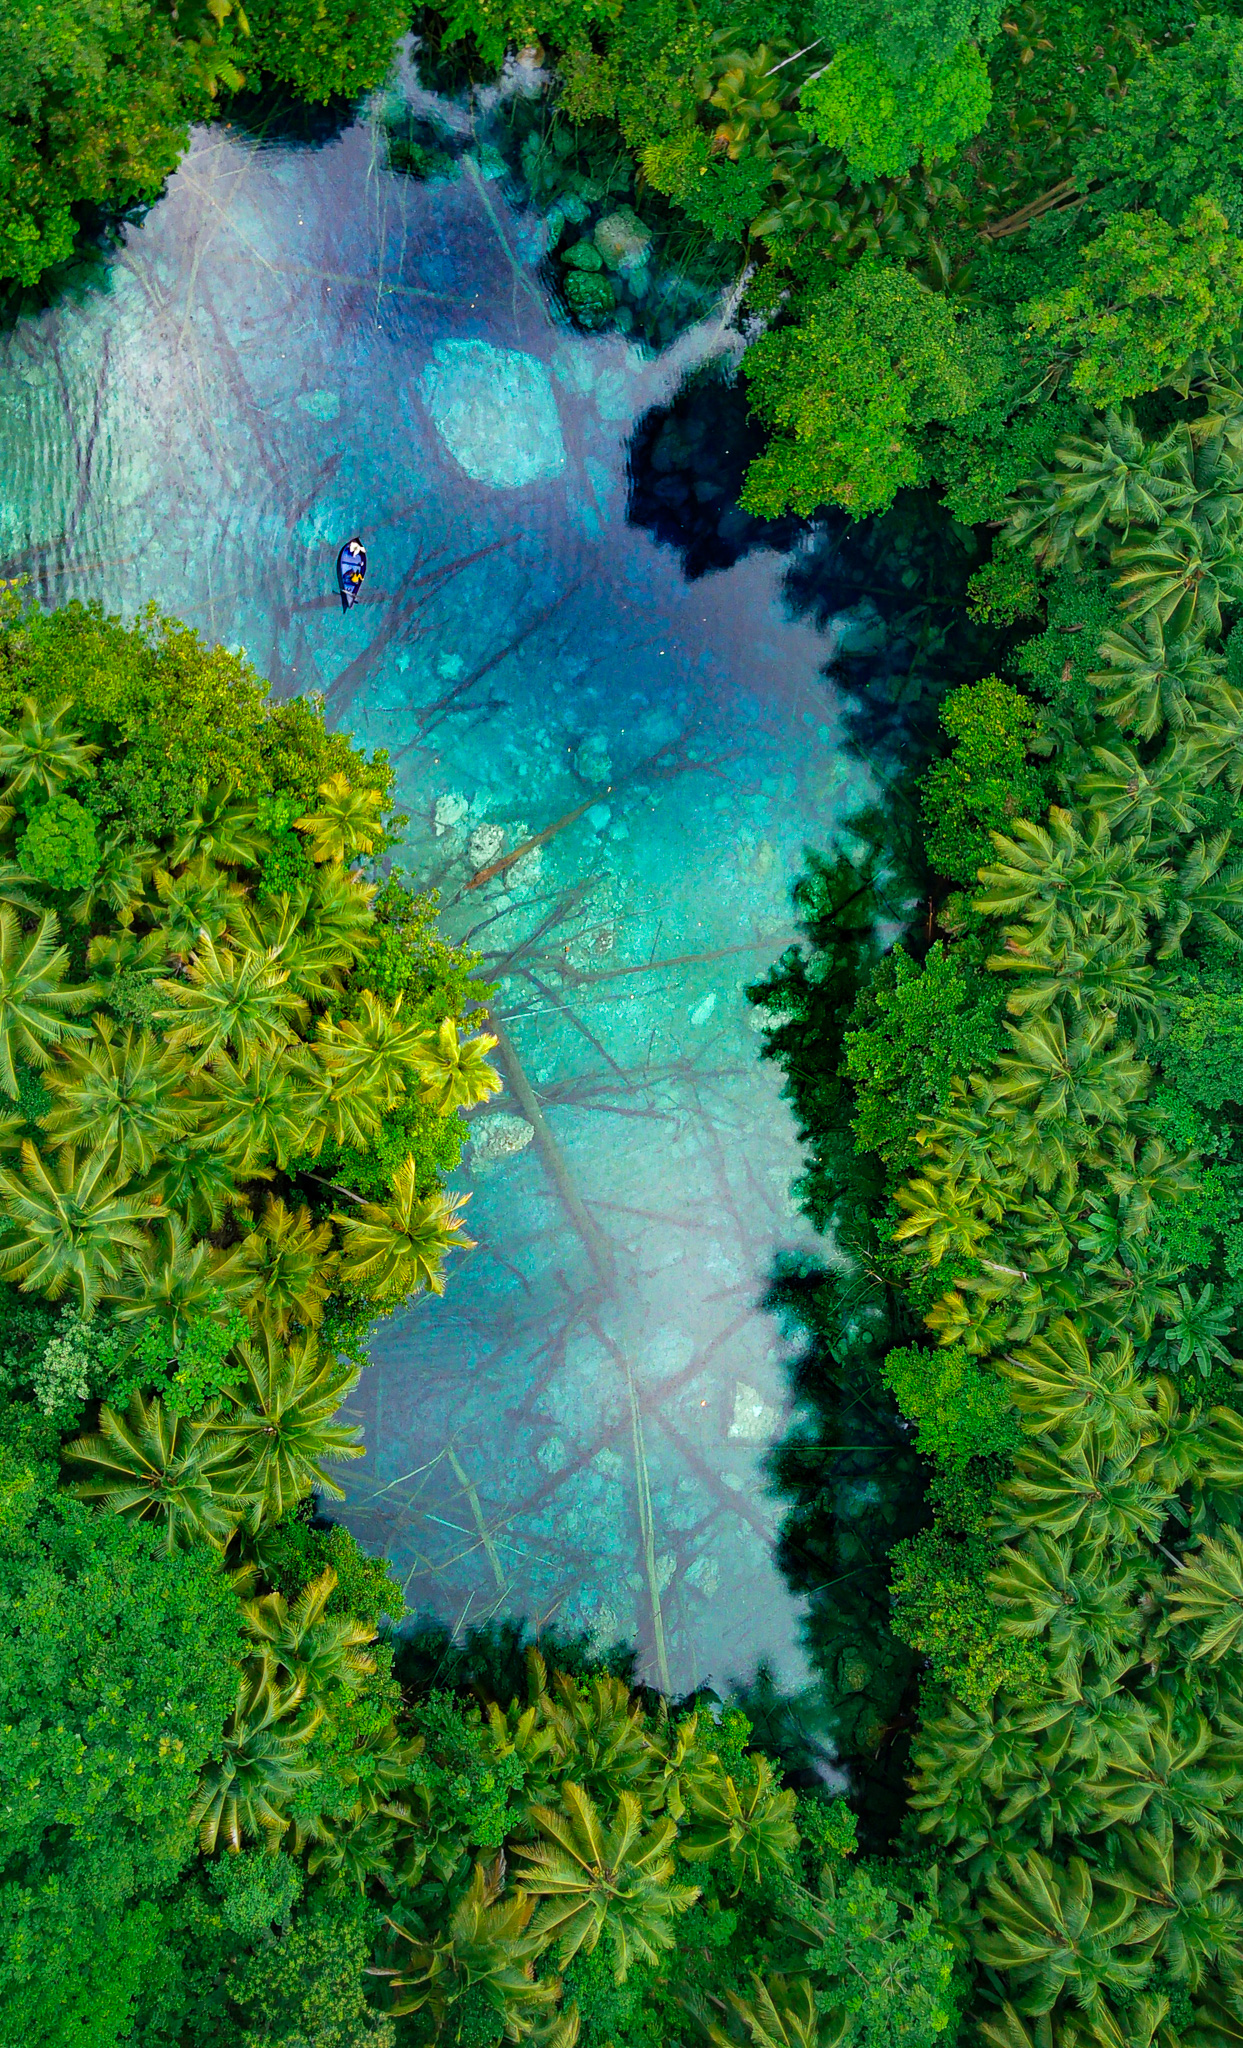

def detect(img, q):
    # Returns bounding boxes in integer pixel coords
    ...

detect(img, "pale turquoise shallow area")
[0,93,872,1696]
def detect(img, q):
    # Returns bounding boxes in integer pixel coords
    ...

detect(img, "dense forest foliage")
[0,598,950,2048]
[18,3,1243,2048]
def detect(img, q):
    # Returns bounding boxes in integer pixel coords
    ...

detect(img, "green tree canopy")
[0,1405,240,2043]
[741,265,1001,517]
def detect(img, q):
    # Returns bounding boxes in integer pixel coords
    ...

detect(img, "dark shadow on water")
[733,506,1019,1845]
[779,495,1008,760]
[224,81,362,152]
[626,367,805,579]
[627,367,1018,763]
[0,201,149,337]
[411,11,504,96]
[758,1255,929,1851]
[392,1613,639,1706]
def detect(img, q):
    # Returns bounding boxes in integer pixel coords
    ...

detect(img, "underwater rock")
[655,1551,677,1594]
[827,600,886,659]
[574,731,612,784]
[590,1603,621,1647]
[749,1003,792,1032]
[594,208,652,272]
[684,1553,720,1600]
[295,389,340,421]
[537,1434,567,1472]
[433,791,469,835]
[688,992,717,1028]
[728,1381,782,1442]
[563,239,604,273]
[593,367,635,423]
[587,803,611,833]
[468,822,505,868]
[469,1111,536,1170]
[418,340,566,489]
[506,843,543,888]
[837,1646,875,1694]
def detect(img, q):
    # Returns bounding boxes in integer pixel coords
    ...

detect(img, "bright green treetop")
[741,264,1000,518]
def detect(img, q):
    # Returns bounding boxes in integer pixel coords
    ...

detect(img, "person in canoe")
[337,537,366,611]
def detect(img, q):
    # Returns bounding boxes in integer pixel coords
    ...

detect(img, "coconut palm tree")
[307,1806,402,1894]
[316,988,428,1104]
[1006,414,1179,570]
[152,856,251,955]
[987,931,1161,1026]
[974,1852,1164,2016]
[241,1196,334,1333]
[975,810,1163,951]
[304,860,376,966]
[0,859,49,914]
[295,772,386,864]
[996,1320,1155,1454]
[1112,517,1243,639]
[891,1167,1001,1268]
[0,1140,160,1309]
[334,1158,474,1302]
[192,1662,323,1852]
[376,1858,559,2035]
[1079,737,1217,841]
[512,1784,699,1981]
[538,1666,670,1813]
[217,1327,363,1522]
[680,1754,799,1889]
[988,1532,1144,1688]
[154,1131,258,1235]
[156,928,308,1071]
[413,1014,503,1114]
[40,1016,189,1173]
[0,907,94,1099]
[69,831,156,928]
[1155,831,1243,956]
[252,887,347,1005]
[168,782,273,870]
[190,1046,325,1173]
[1088,618,1225,738]
[110,1213,252,1340]
[1097,1132,1200,1239]
[1162,1527,1243,1662]
[695,1975,845,2048]
[1106,1827,1243,1993]
[64,1392,246,1550]
[0,696,99,799]
[1083,1690,1241,1842]
[84,925,167,994]
[988,1011,1148,1129]
[995,1430,1170,1548]
[241,1565,376,1695]
[311,1055,389,1153]
[976,1996,1169,2048]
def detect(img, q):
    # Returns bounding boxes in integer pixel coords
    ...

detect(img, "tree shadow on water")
[223,81,362,152]
[0,203,150,336]
[754,1252,930,1853]
[626,364,1020,767]
[626,365,805,580]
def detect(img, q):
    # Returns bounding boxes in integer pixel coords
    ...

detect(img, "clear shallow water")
[0,90,873,1696]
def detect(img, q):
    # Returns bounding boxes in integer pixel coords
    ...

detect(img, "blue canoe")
[337,540,367,611]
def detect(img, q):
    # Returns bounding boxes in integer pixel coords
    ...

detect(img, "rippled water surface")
[0,92,872,1694]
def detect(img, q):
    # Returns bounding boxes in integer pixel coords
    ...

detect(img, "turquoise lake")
[0,77,876,1697]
